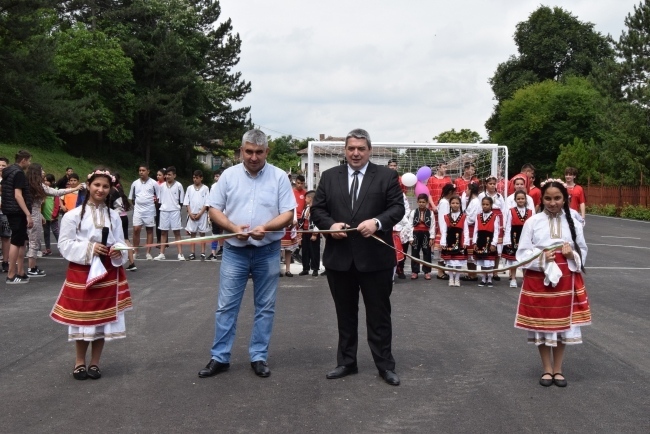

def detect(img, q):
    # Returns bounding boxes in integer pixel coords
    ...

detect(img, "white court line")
[587,214,650,224]
[601,236,641,240]
[588,243,650,250]
[586,267,650,270]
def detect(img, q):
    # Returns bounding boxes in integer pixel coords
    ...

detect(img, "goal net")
[302,142,509,197]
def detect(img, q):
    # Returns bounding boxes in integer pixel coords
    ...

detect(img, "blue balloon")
[416,166,432,183]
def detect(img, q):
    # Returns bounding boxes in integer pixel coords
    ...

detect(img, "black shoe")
[379,369,400,386]
[126,263,137,272]
[251,360,271,377]
[207,253,216,260]
[198,359,230,378]
[312,270,319,277]
[326,365,358,379]
[397,273,406,279]
[1,261,8,273]
[539,372,553,387]
[87,365,102,380]
[299,270,310,276]
[6,275,29,284]
[27,267,46,277]
[553,373,567,387]
[320,270,327,276]
[73,364,87,380]
[493,275,501,281]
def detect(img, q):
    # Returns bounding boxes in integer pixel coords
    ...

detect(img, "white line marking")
[586,267,650,270]
[587,214,650,223]
[588,243,650,250]
[601,236,641,240]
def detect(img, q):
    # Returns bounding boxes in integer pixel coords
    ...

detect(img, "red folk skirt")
[515,252,591,332]
[393,231,405,262]
[51,256,132,327]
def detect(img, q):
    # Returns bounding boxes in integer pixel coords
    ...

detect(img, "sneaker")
[126,263,137,272]
[146,253,153,261]
[153,253,166,261]
[43,249,52,257]
[448,279,454,287]
[178,254,186,261]
[207,253,216,260]
[492,275,501,281]
[1,262,8,273]
[188,253,196,260]
[312,270,319,277]
[27,267,46,277]
[36,251,43,258]
[133,252,138,260]
[455,278,461,287]
[6,275,29,284]
[216,249,223,259]
[478,280,486,287]
[487,281,494,287]
[200,253,206,261]
[509,279,518,288]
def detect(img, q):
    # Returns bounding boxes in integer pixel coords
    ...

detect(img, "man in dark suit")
[311,128,405,386]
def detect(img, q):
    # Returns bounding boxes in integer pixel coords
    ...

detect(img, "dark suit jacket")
[311,162,405,272]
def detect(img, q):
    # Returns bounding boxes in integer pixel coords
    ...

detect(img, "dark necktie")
[351,170,360,210]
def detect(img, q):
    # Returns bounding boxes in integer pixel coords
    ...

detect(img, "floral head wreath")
[540,178,567,189]
[485,175,497,182]
[87,169,116,184]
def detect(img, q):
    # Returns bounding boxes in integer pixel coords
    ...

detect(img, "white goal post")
[302,142,509,196]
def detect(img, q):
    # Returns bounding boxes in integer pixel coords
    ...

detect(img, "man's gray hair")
[242,129,268,148]
[345,128,371,148]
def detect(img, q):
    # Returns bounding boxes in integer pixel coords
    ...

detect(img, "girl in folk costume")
[502,190,534,288]
[408,193,435,280]
[514,179,589,388]
[434,183,456,280]
[50,169,131,381]
[472,196,500,287]
[505,174,535,211]
[280,220,299,277]
[478,176,506,282]
[440,195,469,287]
[461,182,481,282]
[393,192,411,279]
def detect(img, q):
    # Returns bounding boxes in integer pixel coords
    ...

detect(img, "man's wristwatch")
[373,218,380,230]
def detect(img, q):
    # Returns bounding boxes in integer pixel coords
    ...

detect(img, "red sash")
[51,256,132,327]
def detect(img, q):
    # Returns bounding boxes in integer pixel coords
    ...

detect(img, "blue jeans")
[210,240,281,363]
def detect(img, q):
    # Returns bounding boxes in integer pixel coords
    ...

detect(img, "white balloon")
[401,172,417,187]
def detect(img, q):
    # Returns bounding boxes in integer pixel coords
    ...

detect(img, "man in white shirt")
[154,166,185,261]
[128,164,159,260]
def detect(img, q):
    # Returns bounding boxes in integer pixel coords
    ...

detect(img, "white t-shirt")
[129,178,159,215]
[158,181,184,212]
[183,184,209,213]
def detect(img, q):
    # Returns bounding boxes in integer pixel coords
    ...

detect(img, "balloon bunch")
[401,166,431,196]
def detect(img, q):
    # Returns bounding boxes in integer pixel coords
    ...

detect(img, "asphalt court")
[1,214,649,433]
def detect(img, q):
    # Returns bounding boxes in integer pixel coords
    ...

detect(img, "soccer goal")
[302,142,509,194]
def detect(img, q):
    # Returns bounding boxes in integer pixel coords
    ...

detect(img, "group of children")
[396,163,586,289]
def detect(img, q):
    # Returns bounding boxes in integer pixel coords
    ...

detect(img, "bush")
[620,205,650,221]
[586,204,618,217]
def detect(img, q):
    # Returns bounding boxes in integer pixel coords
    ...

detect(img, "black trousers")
[301,232,320,271]
[411,231,432,273]
[325,264,395,372]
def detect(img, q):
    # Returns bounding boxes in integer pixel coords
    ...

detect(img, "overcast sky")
[220,0,641,143]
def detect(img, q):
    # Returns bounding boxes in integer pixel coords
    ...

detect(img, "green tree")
[617,0,650,107]
[267,135,301,172]
[555,138,600,183]
[433,128,481,143]
[492,77,605,177]
[487,5,614,136]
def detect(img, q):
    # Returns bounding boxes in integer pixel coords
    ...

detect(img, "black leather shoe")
[299,270,310,276]
[326,365,358,379]
[379,370,400,386]
[198,359,230,378]
[251,360,271,377]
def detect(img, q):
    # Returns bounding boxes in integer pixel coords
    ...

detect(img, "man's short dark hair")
[139,163,149,170]
[66,166,73,171]
[521,163,536,171]
[213,169,222,177]
[69,173,80,181]
[0,157,9,164]
[387,159,398,165]
[193,170,203,177]
[15,150,31,163]
[296,175,305,182]
[345,128,372,148]
[166,166,177,175]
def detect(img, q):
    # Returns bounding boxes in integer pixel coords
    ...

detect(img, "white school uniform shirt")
[128,178,159,215]
[506,193,535,212]
[158,181,184,212]
[437,197,450,229]
[464,196,481,226]
[516,210,587,272]
[183,184,209,214]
